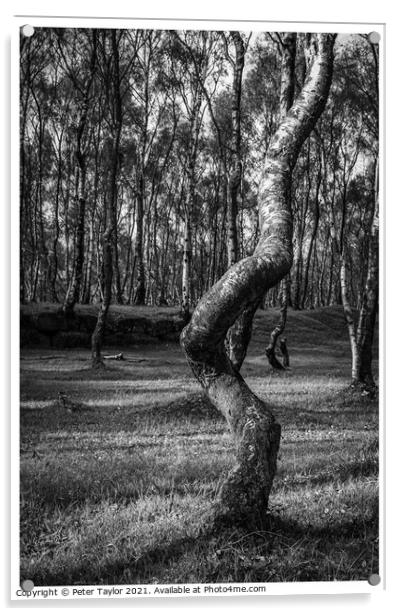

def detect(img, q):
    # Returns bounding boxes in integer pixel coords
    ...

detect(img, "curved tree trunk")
[181,34,336,528]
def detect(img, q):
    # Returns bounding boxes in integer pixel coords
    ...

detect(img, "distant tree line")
[19,28,378,318]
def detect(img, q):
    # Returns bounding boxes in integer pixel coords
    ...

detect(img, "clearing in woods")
[19,306,379,585]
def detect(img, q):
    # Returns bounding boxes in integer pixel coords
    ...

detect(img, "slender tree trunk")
[112,191,123,304]
[181,86,202,321]
[32,104,50,301]
[48,127,64,302]
[225,33,249,365]
[133,177,146,305]
[64,160,87,311]
[292,147,311,309]
[301,157,322,308]
[266,276,291,369]
[91,30,121,367]
[181,212,192,321]
[181,34,335,528]
[354,159,379,387]
[340,254,360,379]
[133,34,155,305]
[227,32,245,269]
[63,33,97,315]
[266,32,296,370]
[19,38,32,304]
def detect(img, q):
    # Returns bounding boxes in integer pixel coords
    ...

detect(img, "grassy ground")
[19,306,379,585]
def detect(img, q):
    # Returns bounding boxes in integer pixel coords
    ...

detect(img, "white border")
[10,14,385,602]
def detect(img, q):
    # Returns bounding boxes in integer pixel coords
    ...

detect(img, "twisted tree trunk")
[181,34,335,528]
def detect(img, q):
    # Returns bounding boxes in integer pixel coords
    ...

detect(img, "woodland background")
[19,28,379,586]
[19,29,378,315]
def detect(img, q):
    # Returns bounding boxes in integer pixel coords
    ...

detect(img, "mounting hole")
[368,573,381,586]
[21,579,35,591]
[368,31,380,45]
[21,25,35,38]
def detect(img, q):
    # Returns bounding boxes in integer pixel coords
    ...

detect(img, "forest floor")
[19,306,379,585]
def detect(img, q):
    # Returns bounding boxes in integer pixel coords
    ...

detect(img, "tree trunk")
[181,90,201,321]
[181,34,335,528]
[225,33,247,362]
[133,178,146,305]
[301,157,322,308]
[354,159,379,388]
[63,162,87,312]
[181,212,192,321]
[292,145,311,309]
[112,200,123,304]
[226,32,245,269]
[340,254,360,379]
[266,32,296,370]
[63,33,97,315]
[49,127,64,302]
[91,30,121,367]
[91,221,114,368]
[266,276,290,370]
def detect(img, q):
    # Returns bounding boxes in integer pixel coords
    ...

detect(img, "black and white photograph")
[16,20,381,593]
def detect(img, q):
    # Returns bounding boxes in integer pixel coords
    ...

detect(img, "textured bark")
[181,34,335,527]
[63,33,97,315]
[133,177,146,305]
[340,254,360,379]
[91,224,113,368]
[181,80,202,321]
[301,158,322,308]
[292,144,311,309]
[48,125,64,303]
[266,32,296,370]
[19,38,32,303]
[337,150,378,388]
[354,159,379,387]
[227,32,245,269]
[266,275,290,370]
[133,37,151,306]
[225,32,247,364]
[278,32,297,118]
[91,30,121,368]
[181,212,192,322]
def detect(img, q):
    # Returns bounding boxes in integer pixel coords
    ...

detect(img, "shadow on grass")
[21,359,191,384]
[276,457,379,490]
[27,508,379,586]
[20,393,223,434]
